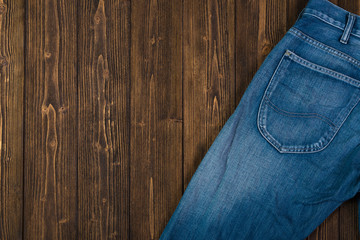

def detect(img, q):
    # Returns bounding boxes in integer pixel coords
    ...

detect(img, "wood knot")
[58,218,69,224]
[137,121,146,127]
[103,69,109,78]
[104,145,111,152]
[102,198,107,203]
[49,139,57,148]
[261,42,272,56]
[59,106,67,114]
[44,51,51,58]
[150,36,156,45]
[109,231,118,238]
[169,117,183,123]
[0,4,7,14]
[94,142,101,150]
[94,15,101,24]
[41,105,48,113]
[0,56,8,66]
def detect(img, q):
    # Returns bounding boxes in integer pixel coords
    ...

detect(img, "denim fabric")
[160,0,360,239]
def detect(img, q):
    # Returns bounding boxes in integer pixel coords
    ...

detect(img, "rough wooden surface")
[78,0,130,239]
[130,0,183,239]
[0,0,24,239]
[0,0,358,239]
[24,0,78,239]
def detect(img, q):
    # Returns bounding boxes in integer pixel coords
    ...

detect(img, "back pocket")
[257,49,360,153]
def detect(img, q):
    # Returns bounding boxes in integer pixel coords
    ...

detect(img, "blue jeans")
[160,0,360,239]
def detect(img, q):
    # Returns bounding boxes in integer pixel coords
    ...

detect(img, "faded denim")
[160,0,360,239]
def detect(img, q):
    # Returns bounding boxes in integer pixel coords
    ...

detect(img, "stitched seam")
[340,14,356,43]
[259,98,329,152]
[257,53,288,151]
[257,53,327,151]
[288,27,360,69]
[302,12,344,32]
[259,119,328,151]
[260,120,330,151]
[301,9,360,37]
[258,48,360,152]
[286,50,360,88]
[265,96,336,127]
[304,9,344,27]
[276,92,360,151]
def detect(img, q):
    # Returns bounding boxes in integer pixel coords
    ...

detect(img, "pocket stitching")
[265,96,336,128]
[257,52,290,153]
[258,103,334,153]
[277,93,360,151]
[257,50,360,153]
[287,50,360,88]
[288,27,360,69]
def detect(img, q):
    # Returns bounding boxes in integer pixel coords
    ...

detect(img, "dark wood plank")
[258,0,287,65]
[11,0,360,239]
[0,0,24,239]
[338,0,360,15]
[329,0,339,6]
[130,0,183,239]
[340,199,360,240]
[24,0,77,239]
[235,0,259,104]
[286,0,308,30]
[183,0,235,190]
[307,207,340,240]
[105,1,131,239]
[77,0,130,239]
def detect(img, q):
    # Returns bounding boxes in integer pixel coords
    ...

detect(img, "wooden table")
[0,0,358,239]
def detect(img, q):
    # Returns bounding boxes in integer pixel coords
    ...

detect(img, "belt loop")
[340,13,356,44]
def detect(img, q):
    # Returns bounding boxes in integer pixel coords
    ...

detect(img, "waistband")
[301,0,360,38]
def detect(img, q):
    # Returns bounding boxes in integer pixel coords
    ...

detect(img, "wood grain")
[130,0,183,239]
[235,0,259,104]
[183,0,235,192]
[24,0,77,239]
[0,0,358,239]
[77,0,130,239]
[340,199,360,240]
[0,0,24,239]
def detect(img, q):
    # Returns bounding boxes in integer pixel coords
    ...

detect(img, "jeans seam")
[259,91,360,152]
[301,8,360,37]
[264,96,336,128]
[257,49,360,153]
[286,49,360,88]
[288,27,360,69]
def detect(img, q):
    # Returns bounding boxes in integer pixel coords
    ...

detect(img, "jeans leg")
[159,29,360,240]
